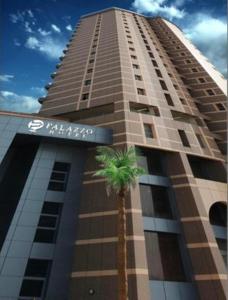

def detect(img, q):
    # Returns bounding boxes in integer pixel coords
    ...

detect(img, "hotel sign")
[27,119,94,138]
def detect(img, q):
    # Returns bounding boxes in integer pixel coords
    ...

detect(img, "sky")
[0,0,227,113]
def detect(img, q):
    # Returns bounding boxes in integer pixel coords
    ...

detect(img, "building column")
[166,151,227,300]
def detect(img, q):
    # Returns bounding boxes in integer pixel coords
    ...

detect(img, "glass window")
[48,181,65,191]
[152,60,158,67]
[137,88,146,95]
[20,280,44,297]
[25,259,50,277]
[144,231,186,281]
[38,216,57,228]
[209,203,227,227]
[155,69,162,78]
[206,89,215,96]
[85,79,91,86]
[34,229,55,243]
[140,185,173,219]
[135,75,142,81]
[159,80,168,91]
[178,130,190,147]
[48,162,71,192]
[144,124,155,139]
[133,64,139,69]
[81,93,89,100]
[137,148,165,176]
[42,202,62,215]
[215,103,226,111]
[164,93,174,106]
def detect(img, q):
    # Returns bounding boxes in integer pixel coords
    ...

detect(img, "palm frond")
[94,146,146,193]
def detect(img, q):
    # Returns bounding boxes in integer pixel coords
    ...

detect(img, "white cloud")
[38,28,51,36]
[66,24,73,31]
[25,37,40,49]
[27,10,34,18]
[132,0,185,19]
[0,91,40,113]
[14,39,21,47]
[10,11,25,23]
[25,36,65,59]
[51,24,61,33]
[183,14,227,76]
[31,87,46,96]
[25,21,33,33]
[0,75,14,82]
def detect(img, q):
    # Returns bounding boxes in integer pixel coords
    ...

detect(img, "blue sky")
[0,0,226,113]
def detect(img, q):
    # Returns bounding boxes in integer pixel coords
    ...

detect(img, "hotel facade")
[0,7,227,300]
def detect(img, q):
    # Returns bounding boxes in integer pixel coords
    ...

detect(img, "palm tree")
[94,146,145,300]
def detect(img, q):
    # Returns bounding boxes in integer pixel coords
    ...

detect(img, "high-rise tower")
[40,8,227,299]
[0,7,226,300]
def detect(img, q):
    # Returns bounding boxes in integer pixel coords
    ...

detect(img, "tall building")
[0,7,227,300]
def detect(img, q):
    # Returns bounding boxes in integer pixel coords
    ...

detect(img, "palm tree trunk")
[117,187,128,300]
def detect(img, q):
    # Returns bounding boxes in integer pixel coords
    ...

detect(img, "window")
[126,35,131,38]
[19,259,52,298]
[206,89,215,96]
[42,202,62,215]
[81,93,89,101]
[186,59,191,63]
[140,185,173,219]
[128,41,133,44]
[135,75,142,81]
[164,93,174,106]
[179,98,186,105]
[131,55,137,59]
[90,51,96,55]
[84,79,91,86]
[87,68,93,73]
[187,155,226,182]
[137,148,166,176]
[146,45,151,50]
[137,88,146,95]
[89,59,94,63]
[192,68,198,72]
[20,280,44,297]
[143,39,148,44]
[144,124,155,139]
[38,216,57,228]
[34,201,62,244]
[178,130,190,147]
[196,133,205,148]
[198,78,206,83]
[145,231,186,281]
[209,202,227,227]
[151,60,158,67]
[173,84,179,90]
[48,162,71,192]
[155,69,162,78]
[34,229,55,243]
[180,53,186,56]
[129,47,135,51]
[215,103,226,111]
[148,52,154,58]
[133,64,139,69]
[25,259,50,277]
[160,80,168,91]
[130,103,159,116]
